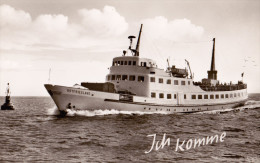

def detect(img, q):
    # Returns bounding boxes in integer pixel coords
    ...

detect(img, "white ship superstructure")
[45,24,247,115]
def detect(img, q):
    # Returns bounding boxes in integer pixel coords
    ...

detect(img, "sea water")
[0,94,259,162]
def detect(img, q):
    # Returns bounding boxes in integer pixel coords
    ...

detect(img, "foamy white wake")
[66,109,168,117]
[47,100,260,116]
[47,107,168,117]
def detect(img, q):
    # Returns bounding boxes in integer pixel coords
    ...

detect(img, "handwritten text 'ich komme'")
[145,132,226,154]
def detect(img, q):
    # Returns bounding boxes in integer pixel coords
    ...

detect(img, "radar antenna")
[128,35,136,55]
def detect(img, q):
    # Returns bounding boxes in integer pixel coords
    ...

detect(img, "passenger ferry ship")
[45,24,248,115]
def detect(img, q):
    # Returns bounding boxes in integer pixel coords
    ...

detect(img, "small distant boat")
[1,83,15,110]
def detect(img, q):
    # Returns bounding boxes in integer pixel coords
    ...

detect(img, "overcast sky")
[0,0,259,96]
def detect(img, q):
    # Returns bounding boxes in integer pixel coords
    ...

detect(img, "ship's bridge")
[107,55,167,97]
[112,56,157,68]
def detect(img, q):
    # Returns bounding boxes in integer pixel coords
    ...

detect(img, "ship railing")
[196,83,247,92]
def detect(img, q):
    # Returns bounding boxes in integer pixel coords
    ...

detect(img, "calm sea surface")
[0,94,259,162]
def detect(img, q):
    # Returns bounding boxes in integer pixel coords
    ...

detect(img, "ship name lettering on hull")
[67,89,91,95]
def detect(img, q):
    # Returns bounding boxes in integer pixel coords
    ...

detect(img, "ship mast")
[135,24,143,56]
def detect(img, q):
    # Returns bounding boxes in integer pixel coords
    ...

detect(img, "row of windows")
[113,60,137,66]
[108,75,191,85]
[151,92,187,99]
[143,107,208,112]
[191,92,244,100]
[151,92,245,99]
[107,75,145,82]
[150,77,191,85]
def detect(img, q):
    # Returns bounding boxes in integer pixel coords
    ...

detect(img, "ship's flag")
[241,72,244,77]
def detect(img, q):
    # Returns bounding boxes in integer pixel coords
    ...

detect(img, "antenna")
[48,68,51,84]
[167,58,170,68]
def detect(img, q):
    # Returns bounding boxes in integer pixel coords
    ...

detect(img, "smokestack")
[211,38,216,71]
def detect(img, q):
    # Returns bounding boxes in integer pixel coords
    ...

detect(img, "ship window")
[159,93,164,98]
[204,95,208,99]
[234,93,236,97]
[174,94,177,99]
[167,94,171,99]
[215,94,219,99]
[159,78,163,83]
[129,75,135,81]
[112,75,115,80]
[225,94,228,98]
[238,93,240,97]
[144,62,147,67]
[120,61,123,65]
[116,75,121,80]
[112,61,115,66]
[210,95,214,99]
[181,81,185,85]
[192,95,196,99]
[138,76,145,82]
[198,95,202,99]
[184,94,186,99]
[107,75,110,81]
[124,61,127,65]
[174,80,178,85]
[128,61,132,65]
[221,94,224,98]
[188,81,190,85]
[230,94,233,98]
[122,75,128,80]
[150,77,155,82]
[151,92,156,98]
[133,61,136,66]
[167,79,171,84]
